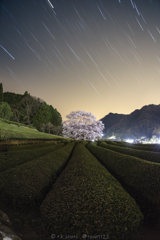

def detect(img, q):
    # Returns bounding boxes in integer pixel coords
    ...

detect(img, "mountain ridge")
[100,104,160,139]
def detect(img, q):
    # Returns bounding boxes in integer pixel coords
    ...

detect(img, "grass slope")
[0,118,70,141]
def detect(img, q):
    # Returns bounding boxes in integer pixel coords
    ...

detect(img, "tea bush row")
[7,142,57,151]
[86,143,160,226]
[0,142,75,210]
[98,141,160,164]
[104,141,160,152]
[0,143,65,173]
[40,143,143,240]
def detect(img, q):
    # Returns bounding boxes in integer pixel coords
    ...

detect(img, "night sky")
[1,0,160,121]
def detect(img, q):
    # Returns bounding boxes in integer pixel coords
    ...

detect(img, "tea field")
[0,139,160,240]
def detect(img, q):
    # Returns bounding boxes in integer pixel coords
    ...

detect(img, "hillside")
[100,104,160,139]
[0,117,66,142]
[2,91,62,135]
[100,112,127,135]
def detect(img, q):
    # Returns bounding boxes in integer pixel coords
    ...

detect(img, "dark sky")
[1,0,160,121]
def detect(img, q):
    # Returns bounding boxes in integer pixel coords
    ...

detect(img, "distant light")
[109,135,116,139]
[125,139,134,143]
[92,140,94,142]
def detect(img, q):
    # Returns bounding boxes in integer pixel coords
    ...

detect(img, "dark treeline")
[0,83,62,136]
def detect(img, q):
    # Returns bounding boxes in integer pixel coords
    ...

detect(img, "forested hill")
[100,104,160,139]
[100,113,127,135]
[3,91,62,134]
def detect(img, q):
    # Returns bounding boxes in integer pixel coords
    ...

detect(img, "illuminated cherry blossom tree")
[62,111,105,141]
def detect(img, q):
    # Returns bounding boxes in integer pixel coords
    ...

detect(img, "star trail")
[1,0,160,121]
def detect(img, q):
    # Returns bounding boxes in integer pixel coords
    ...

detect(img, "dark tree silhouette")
[0,83,4,105]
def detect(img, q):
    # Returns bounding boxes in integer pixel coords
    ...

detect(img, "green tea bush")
[81,140,88,145]
[107,141,160,153]
[0,142,75,210]
[0,143,65,173]
[86,143,160,226]
[7,142,56,151]
[40,143,143,240]
[61,139,72,144]
[98,141,160,163]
